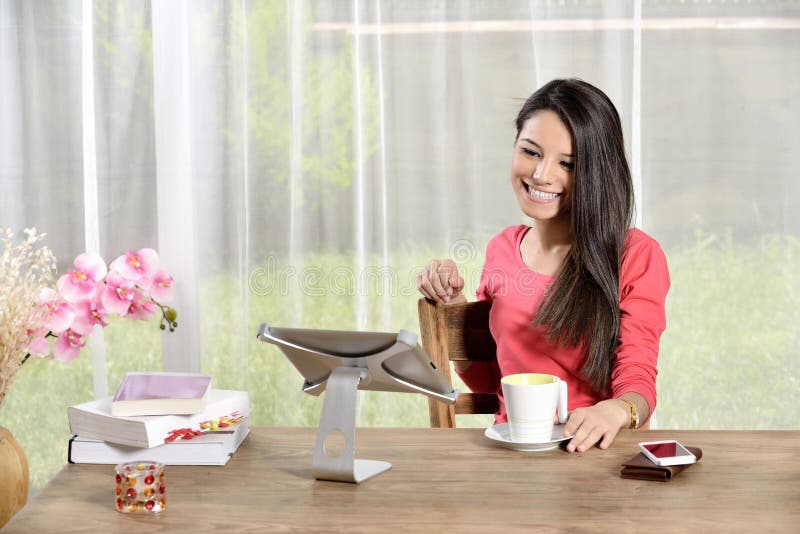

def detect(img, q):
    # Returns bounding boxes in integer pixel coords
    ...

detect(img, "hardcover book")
[111,372,213,416]
[67,389,250,448]
[68,417,250,465]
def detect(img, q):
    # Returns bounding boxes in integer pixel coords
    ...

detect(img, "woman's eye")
[560,161,575,170]
[521,147,540,157]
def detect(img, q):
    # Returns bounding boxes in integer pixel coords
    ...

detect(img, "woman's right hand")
[417,259,466,304]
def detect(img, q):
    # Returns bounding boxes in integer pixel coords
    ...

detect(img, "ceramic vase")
[0,425,29,528]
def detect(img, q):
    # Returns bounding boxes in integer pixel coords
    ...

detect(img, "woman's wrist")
[603,398,632,430]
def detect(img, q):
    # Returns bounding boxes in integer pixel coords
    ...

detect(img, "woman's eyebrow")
[520,138,573,158]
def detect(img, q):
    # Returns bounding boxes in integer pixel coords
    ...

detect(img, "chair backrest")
[418,298,498,428]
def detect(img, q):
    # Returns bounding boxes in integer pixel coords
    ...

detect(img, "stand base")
[311,367,392,484]
[314,459,392,483]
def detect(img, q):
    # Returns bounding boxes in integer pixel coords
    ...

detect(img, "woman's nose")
[533,161,553,184]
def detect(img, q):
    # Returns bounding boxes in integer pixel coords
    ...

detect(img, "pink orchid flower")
[57,252,107,302]
[70,296,110,336]
[39,288,76,334]
[26,328,52,357]
[109,248,159,282]
[126,290,158,320]
[53,329,86,362]
[101,272,137,316]
[149,271,174,302]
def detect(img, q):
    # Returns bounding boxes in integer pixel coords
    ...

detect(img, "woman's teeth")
[527,184,559,200]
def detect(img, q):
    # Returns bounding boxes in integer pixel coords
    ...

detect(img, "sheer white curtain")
[1,0,798,494]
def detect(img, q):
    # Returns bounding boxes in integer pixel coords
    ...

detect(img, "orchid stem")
[153,300,178,332]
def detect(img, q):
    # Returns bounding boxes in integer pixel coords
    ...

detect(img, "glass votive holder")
[114,461,166,513]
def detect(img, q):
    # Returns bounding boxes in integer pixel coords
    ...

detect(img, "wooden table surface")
[5,427,799,533]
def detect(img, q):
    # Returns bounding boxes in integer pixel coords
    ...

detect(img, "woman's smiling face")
[510,110,575,224]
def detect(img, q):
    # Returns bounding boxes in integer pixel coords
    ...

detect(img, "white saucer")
[484,423,573,452]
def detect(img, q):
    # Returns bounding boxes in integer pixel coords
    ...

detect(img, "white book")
[68,418,250,466]
[67,389,250,448]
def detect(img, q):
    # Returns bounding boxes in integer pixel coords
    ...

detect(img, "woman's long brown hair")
[517,79,634,395]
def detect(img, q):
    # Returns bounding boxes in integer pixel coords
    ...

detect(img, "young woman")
[417,79,670,453]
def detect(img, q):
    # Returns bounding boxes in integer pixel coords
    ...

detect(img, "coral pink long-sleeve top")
[457,225,670,424]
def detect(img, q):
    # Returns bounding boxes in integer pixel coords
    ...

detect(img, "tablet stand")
[256,324,458,484]
[312,366,391,483]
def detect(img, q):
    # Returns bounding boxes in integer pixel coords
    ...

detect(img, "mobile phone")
[638,440,697,467]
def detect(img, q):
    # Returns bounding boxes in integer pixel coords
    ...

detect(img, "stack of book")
[67,372,251,466]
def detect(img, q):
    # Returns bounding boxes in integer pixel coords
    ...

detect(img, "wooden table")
[5,427,799,533]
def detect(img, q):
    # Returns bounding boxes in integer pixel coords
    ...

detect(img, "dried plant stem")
[0,228,56,406]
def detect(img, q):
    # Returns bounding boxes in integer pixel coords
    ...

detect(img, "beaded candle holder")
[114,461,166,513]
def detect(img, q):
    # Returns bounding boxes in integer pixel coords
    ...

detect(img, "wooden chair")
[418,298,498,428]
[418,297,651,430]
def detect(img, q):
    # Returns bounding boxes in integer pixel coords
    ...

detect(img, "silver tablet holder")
[257,323,458,483]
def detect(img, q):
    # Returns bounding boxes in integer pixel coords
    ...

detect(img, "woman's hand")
[563,398,629,453]
[417,259,466,304]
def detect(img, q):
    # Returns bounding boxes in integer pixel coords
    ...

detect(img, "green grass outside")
[1,232,798,495]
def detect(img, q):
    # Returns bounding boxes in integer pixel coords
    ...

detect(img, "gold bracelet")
[619,398,639,429]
